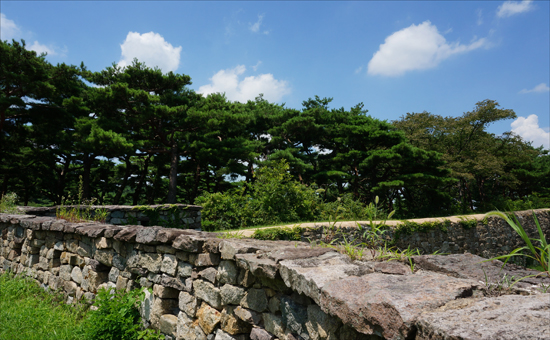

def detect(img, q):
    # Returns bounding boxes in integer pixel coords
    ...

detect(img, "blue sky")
[2,1,549,149]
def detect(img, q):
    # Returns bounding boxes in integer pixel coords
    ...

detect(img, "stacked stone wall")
[0,214,376,340]
[1,211,549,340]
[301,209,550,262]
[19,204,202,229]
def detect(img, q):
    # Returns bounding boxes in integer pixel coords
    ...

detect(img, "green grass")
[0,272,87,340]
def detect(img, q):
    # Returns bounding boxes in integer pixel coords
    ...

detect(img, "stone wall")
[301,209,550,262]
[1,213,549,340]
[19,204,202,229]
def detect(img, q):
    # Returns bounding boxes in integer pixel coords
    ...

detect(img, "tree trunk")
[133,155,150,205]
[166,144,179,203]
[82,153,94,200]
[113,157,132,205]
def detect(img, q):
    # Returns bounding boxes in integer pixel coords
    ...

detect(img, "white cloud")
[476,9,484,25]
[497,0,533,18]
[354,66,363,74]
[519,83,550,94]
[511,114,550,149]
[1,13,62,56]
[367,21,489,77]
[118,31,182,73]
[252,61,262,71]
[198,65,290,103]
[28,41,57,55]
[0,13,21,41]
[249,14,269,34]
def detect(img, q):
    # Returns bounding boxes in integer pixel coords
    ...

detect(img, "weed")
[56,176,108,223]
[458,216,478,229]
[217,230,247,239]
[252,225,302,241]
[483,210,549,278]
[0,192,20,214]
[481,269,523,297]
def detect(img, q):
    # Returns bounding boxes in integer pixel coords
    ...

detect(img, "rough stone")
[280,296,309,340]
[217,260,239,285]
[240,288,268,313]
[416,294,550,340]
[161,274,187,291]
[150,298,178,328]
[136,227,162,244]
[235,254,278,279]
[412,253,550,290]
[221,284,246,306]
[262,313,286,339]
[178,261,193,277]
[160,314,179,337]
[320,273,482,340]
[305,305,340,340]
[199,267,218,284]
[194,279,222,309]
[161,254,178,276]
[195,253,221,267]
[153,283,180,299]
[250,328,276,340]
[372,261,411,275]
[279,251,370,305]
[214,329,247,340]
[177,311,207,340]
[108,267,120,282]
[71,266,83,284]
[220,306,252,335]
[197,302,222,335]
[138,253,162,273]
[179,291,198,318]
[234,306,262,325]
[94,248,115,267]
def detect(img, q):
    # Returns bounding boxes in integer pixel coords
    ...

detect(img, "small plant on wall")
[56,176,108,223]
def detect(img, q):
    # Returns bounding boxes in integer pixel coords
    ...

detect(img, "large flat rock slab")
[412,253,550,291]
[416,294,550,340]
[319,273,483,340]
[279,251,373,305]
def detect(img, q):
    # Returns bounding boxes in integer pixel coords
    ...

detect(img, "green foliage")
[0,272,86,340]
[458,217,478,230]
[56,176,108,223]
[252,225,303,241]
[195,188,260,231]
[483,211,549,278]
[80,287,148,340]
[393,219,451,241]
[0,192,20,214]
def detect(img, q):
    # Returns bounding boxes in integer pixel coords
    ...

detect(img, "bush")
[0,192,20,214]
[196,160,325,231]
[80,287,146,340]
[252,226,303,241]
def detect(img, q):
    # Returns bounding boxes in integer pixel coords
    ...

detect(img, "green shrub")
[0,192,20,214]
[252,226,303,241]
[80,287,148,340]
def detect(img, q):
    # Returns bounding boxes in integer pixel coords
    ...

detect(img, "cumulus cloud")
[198,65,290,103]
[367,21,489,77]
[0,13,21,41]
[497,0,533,18]
[118,31,182,73]
[511,114,550,149]
[1,13,62,56]
[28,41,57,55]
[519,83,550,94]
